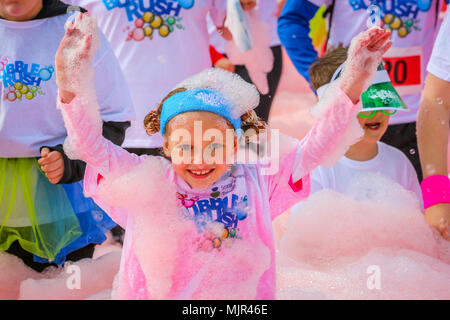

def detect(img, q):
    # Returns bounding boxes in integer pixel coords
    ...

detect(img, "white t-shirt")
[309,0,444,125]
[70,0,226,148]
[208,0,281,54]
[291,142,422,212]
[0,13,135,158]
[427,7,449,81]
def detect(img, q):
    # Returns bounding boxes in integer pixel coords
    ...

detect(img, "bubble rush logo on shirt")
[102,0,195,41]
[349,0,432,38]
[178,181,250,252]
[1,59,54,102]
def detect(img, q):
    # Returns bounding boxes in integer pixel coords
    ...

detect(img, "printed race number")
[382,46,422,96]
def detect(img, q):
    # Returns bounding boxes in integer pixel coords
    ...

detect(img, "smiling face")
[0,0,42,21]
[163,111,238,190]
[357,110,391,144]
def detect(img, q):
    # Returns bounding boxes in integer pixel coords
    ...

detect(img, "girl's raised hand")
[55,12,100,103]
[340,27,392,104]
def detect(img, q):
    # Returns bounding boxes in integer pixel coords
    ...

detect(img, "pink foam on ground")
[277,174,450,299]
[0,252,42,300]
[18,251,121,300]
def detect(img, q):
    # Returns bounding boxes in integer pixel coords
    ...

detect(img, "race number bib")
[382,46,422,96]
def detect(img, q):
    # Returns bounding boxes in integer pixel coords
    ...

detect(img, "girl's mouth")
[365,122,381,131]
[186,168,215,179]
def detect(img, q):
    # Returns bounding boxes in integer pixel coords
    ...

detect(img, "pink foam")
[18,252,121,300]
[277,177,450,299]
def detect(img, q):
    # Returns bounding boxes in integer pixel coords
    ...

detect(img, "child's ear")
[233,135,238,155]
[163,138,171,158]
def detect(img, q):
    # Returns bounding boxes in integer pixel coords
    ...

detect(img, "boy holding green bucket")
[291,46,421,203]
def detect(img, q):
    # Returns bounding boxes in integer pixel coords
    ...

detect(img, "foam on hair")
[174,68,260,119]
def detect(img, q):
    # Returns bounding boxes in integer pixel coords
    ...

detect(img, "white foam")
[175,68,260,119]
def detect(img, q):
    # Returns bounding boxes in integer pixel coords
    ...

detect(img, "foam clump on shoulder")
[277,173,450,299]
[175,68,260,119]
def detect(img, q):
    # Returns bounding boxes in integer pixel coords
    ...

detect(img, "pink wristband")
[421,175,450,210]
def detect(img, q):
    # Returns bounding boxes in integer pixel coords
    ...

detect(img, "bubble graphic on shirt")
[177,0,194,9]
[38,66,54,81]
[135,18,144,28]
[126,11,185,42]
[150,15,163,28]
[221,228,229,239]
[409,148,416,155]
[132,28,145,41]
[20,85,30,95]
[143,11,154,23]
[6,91,17,102]
[212,238,222,248]
[25,91,34,100]
[14,82,23,90]
[382,13,420,38]
[159,24,170,37]
[144,26,153,38]
[4,82,44,102]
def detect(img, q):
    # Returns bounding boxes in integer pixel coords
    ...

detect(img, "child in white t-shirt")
[0,0,134,272]
[292,46,422,209]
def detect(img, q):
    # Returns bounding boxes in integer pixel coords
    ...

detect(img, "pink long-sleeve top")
[58,85,359,299]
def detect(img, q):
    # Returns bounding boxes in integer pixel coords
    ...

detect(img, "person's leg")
[64,243,96,262]
[5,239,96,272]
[253,45,283,123]
[5,241,55,273]
[234,46,283,123]
[380,122,423,181]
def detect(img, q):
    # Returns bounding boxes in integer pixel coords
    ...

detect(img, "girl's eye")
[209,143,223,150]
[178,144,192,151]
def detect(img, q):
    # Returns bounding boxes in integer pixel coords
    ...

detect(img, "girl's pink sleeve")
[58,95,145,227]
[265,85,361,219]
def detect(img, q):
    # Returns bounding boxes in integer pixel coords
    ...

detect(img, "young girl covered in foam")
[54,12,391,299]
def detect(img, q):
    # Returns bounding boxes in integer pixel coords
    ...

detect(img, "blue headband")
[159,89,242,135]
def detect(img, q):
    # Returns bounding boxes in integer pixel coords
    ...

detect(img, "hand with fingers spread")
[56,12,100,104]
[339,27,392,104]
[38,148,65,184]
